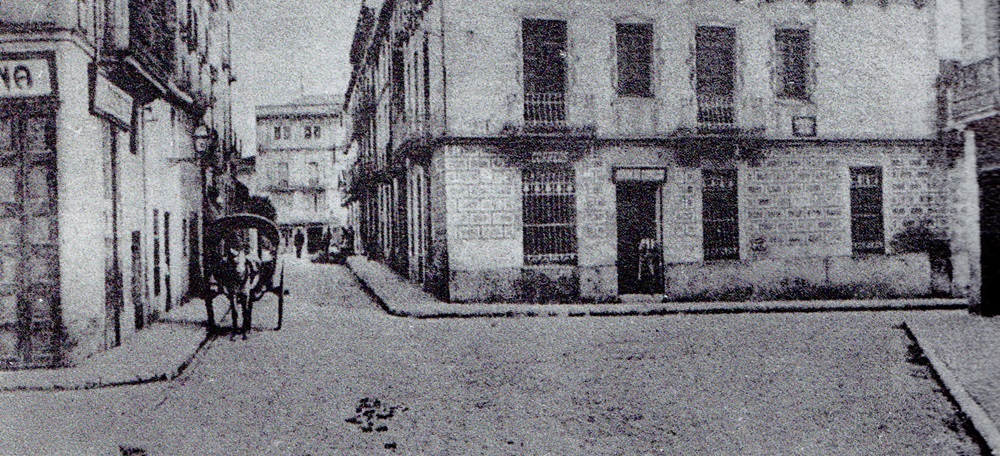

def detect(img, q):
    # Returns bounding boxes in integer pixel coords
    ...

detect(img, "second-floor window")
[523,19,567,127]
[776,28,811,101]
[274,125,290,140]
[275,161,289,187]
[304,125,321,139]
[307,162,319,186]
[616,23,654,98]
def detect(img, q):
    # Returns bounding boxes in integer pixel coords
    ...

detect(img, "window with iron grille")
[703,169,739,260]
[850,166,884,254]
[523,19,567,127]
[695,26,736,127]
[523,167,577,265]
[776,28,810,101]
[617,23,654,98]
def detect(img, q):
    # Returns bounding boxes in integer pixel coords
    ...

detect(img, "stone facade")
[345,0,967,304]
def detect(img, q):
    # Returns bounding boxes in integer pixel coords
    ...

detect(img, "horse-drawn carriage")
[203,213,285,335]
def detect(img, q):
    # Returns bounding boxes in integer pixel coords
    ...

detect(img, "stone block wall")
[443,145,522,301]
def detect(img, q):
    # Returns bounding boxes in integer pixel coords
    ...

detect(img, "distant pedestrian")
[294,230,305,258]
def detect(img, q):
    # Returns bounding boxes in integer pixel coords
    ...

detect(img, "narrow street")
[0,256,986,455]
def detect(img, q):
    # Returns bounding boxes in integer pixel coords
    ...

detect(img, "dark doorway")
[979,169,1000,315]
[617,182,662,294]
[131,230,144,330]
[307,225,324,253]
[164,211,171,312]
[105,124,123,347]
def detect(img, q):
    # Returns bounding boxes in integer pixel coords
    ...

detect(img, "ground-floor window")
[703,169,739,260]
[523,166,577,265]
[850,166,884,254]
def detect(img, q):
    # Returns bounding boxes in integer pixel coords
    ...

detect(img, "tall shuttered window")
[850,166,884,254]
[617,23,654,98]
[776,28,811,101]
[703,169,739,260]
[523,19,567,127]
[696,26,736,127]
[523,167,577,265]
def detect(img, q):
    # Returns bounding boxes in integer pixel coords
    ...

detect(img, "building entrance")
[0,105,60,368]
[617,181,662,295]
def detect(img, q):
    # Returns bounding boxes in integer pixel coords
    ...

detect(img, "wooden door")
[0,107,59,368]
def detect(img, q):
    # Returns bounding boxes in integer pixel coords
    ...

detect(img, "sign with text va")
[0,59,52,97]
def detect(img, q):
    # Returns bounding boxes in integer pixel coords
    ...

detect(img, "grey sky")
[231,0,361,156]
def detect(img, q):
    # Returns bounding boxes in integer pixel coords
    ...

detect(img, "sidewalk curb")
[0,321,211,393]
[903,321,1000,455]
[346,255,968,319]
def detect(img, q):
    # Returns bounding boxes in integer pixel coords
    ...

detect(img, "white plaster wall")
[442,0,939,139]
[116,126,145,343]
[141,100,197,314]
[53,41,105,359]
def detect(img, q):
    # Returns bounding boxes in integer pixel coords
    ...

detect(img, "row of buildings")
[342,0,999,314]
[0,0,243,369]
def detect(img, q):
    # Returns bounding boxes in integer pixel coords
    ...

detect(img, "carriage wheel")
[276,265,285,331]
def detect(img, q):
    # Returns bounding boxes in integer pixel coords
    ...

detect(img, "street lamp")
[193,124,211,156]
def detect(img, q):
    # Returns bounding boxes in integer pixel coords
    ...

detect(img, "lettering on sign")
[614,168,665,182]
[0,59,52,97]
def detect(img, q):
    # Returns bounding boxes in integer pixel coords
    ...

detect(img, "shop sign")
[614,168,665,182]
[91,72,133,128]
[0,59,52,97]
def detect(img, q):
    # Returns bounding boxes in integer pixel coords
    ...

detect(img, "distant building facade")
[0,0,240,368]
[345,0,976,304]
[255,96,349,255]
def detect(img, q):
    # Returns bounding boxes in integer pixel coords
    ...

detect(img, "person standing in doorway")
[294,229,305,258]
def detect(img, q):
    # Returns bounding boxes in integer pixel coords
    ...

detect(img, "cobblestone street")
[0,256,986,454]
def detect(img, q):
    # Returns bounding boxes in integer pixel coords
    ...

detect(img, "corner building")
[345,0,966,303]
[0,0,238,368]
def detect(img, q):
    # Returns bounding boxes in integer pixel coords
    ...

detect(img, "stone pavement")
[346,254,999,455]
[0,300,209,392]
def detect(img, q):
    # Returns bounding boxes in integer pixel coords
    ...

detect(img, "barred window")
[851,166,884,254]
[523,167,577,265]
[776,29,811,101]
[703,169,739,260]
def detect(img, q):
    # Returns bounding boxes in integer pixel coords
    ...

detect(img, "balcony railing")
[697,94,736,132]
[949,56,1000,124]
[524,92,567,129]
